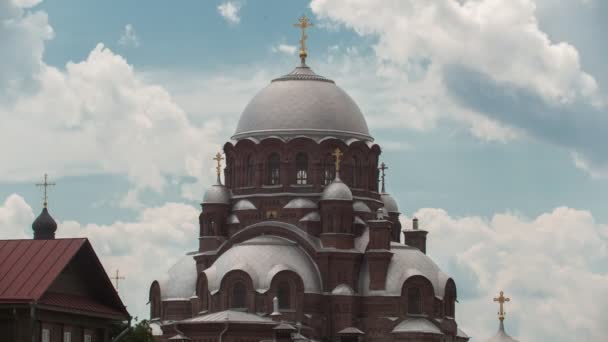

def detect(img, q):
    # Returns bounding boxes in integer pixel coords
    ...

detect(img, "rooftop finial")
[379,162,388,193]
[35,173,55,208]
[293,14,313,65]
[332,147,343,175]
[213,152,224,184]
[110,269,126,291]
[493,290,511,322]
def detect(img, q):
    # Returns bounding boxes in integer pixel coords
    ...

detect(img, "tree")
[110,317,154,342]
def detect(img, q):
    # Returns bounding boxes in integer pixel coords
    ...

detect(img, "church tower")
[149,15,469,342]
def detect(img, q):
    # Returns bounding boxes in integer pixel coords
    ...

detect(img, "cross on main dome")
[232,17,372,142]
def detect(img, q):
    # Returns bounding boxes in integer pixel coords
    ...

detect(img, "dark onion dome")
[232,65,372,142]
[381,192,400,213]
[321,176,353,201]
[32,207,57,240]
[202,183,231,205]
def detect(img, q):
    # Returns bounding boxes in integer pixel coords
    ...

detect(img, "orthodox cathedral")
[149,16,469,342]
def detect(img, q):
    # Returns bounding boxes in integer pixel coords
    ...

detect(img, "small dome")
[332,284,355,296]
[321,178,353,201]
[381,193,399,213]
[233,65,372,141]
[203,184,230,205]
[203,235,322,294]
[32,207,57,239]
[158,253,197,300]
[486,321,519,342]
[359,242,451,297]
[284,198,317,209]
[226,214,240,224]
[232,199,257,211]
[353,201,372,213]
[299,211,320,222]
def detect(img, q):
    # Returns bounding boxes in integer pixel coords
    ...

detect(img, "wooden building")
[0,204,130,341]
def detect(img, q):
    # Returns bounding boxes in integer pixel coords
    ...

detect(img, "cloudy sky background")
[1,0,607,340]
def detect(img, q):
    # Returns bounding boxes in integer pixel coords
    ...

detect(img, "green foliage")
[110,317,154,342]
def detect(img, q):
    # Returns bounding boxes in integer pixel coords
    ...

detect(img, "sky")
[0,0,607,340]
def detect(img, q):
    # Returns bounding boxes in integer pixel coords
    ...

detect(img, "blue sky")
[0,0,607,341]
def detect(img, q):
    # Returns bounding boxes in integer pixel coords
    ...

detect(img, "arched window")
[445,280,456,318]
[149,282,161,319]
[407,287,422,314]
[277,281,291,310]
[267,153,280,185]
[231,281,247,309]
[352,156,359,187]
[245,155,254,186]
[322,154,335,185]
[295,153,308,185]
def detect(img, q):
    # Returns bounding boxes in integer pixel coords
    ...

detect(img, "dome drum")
[222,137,382,197]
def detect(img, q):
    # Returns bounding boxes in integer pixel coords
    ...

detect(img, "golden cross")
[110,269,125,291]
[332,148,344,173]
[213,152,224,178]
[35,173,56,208]
[493,290,510,321]
[293,14,313,64]
[379,162,388,193]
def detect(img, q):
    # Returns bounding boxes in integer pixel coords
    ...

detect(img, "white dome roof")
[232,199,257,211]
[203,184,231,205]
[284,198,318,209]
[486,322,519,342]
[381,193,399,213]
[232,66,372,141]
[158,252,197,300]
[353,201,372,213]
[321,177,353,201]
[203,235,323,294]
[359,242,451,297]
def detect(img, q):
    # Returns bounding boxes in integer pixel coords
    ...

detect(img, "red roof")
[0,238,129,319]
[0,238,85,301]
[39,292,127,318]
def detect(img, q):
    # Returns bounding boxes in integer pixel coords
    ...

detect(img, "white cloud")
[0,194,35,239]
[400,206,608,341]
[0,1,227,201]
[3,192,606,340]
[217,1,241,24]
[272,44,297,55]
[311,0,598,104]
[0,194,199,321]
[310,0,608,174]
[118,24,140,47]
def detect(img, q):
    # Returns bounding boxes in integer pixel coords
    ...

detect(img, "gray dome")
[359,242,451,297]
[203,235,322,294]
[203,184,230,205]
[233,199,257,211]
[381,193,399,213]
[353,201,372,213]
[321,178,353,201]
[299,211,320,222]
[332,284,355,296]
[284,198,317,209]
[232,66,372,141]
[486,322,519,342]
[158,252,197,300]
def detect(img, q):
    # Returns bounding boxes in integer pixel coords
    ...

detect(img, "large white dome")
[232,65,372,141]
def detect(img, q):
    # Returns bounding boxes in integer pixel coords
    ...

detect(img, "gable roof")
[0,238,129,319]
